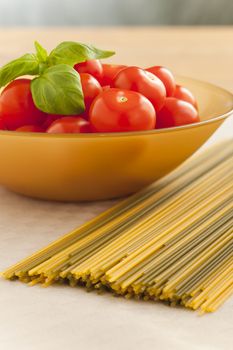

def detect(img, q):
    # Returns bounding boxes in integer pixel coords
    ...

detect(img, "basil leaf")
[48,41,115,66]
[34,41,48,62]
[31,64,85,115]
[0,53,39,88]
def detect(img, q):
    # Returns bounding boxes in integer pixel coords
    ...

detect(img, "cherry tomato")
[80,73,102,114]
[102,85,111,91]
[156,98,200,129]
[0,118,7,130]
[89,88,156,132]
[0,79,46,130]
[74,59,103,82]
[16,125,45,132]
[101,64,127,86]
[46,116,91,133]
[146,66,175,97]
[173,85,198,109]
[42,114,62,129]
[113,66,166,112]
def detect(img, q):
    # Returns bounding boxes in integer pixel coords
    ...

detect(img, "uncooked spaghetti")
[2,141,233,314]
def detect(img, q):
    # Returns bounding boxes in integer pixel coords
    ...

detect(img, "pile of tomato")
[0,60,199,133]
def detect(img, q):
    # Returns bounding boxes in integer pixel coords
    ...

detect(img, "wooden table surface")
[0,27,232,350]
[0,26,233,91]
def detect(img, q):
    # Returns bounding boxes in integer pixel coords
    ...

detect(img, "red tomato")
[173,85,198,109]
[156,98,200,129]
[0,79,46,130]
[80,73,102,113]
[16,125,45,132]
[146,66,176,97]
[102,85,111,91]
[113,66,166,112]
[101,64,127,86]
[42,114,62,129]
[46,117,91,133]
[0,118,7,130]
[89,88,156,132]
[74,59,103,82]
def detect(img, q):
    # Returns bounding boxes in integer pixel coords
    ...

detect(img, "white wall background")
[0,0,232,26]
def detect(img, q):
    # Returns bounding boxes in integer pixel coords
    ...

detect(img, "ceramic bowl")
[0,76,232,201]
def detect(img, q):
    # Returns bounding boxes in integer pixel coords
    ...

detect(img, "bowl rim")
[1,75,233,139]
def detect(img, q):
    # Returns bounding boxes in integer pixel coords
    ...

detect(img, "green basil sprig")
[34,41,48,63]
[0,53,39,88]
[31,64,85,115]
[48,41,115,66]
[0,41,115,115]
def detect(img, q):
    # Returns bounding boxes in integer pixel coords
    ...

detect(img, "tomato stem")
[118,96,128,103]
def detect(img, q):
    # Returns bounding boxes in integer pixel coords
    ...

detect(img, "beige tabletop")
[0,27,233,350]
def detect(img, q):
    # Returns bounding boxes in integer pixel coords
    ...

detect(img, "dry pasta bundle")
[2,141,233,314]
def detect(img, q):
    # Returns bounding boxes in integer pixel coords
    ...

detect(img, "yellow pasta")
[1,140,233,314]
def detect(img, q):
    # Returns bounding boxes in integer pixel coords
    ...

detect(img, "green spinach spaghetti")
[2,141,233,314]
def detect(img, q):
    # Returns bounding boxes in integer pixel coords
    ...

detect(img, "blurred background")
[0,0,233,26]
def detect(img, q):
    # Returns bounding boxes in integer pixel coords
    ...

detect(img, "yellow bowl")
[0,76,232,201]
